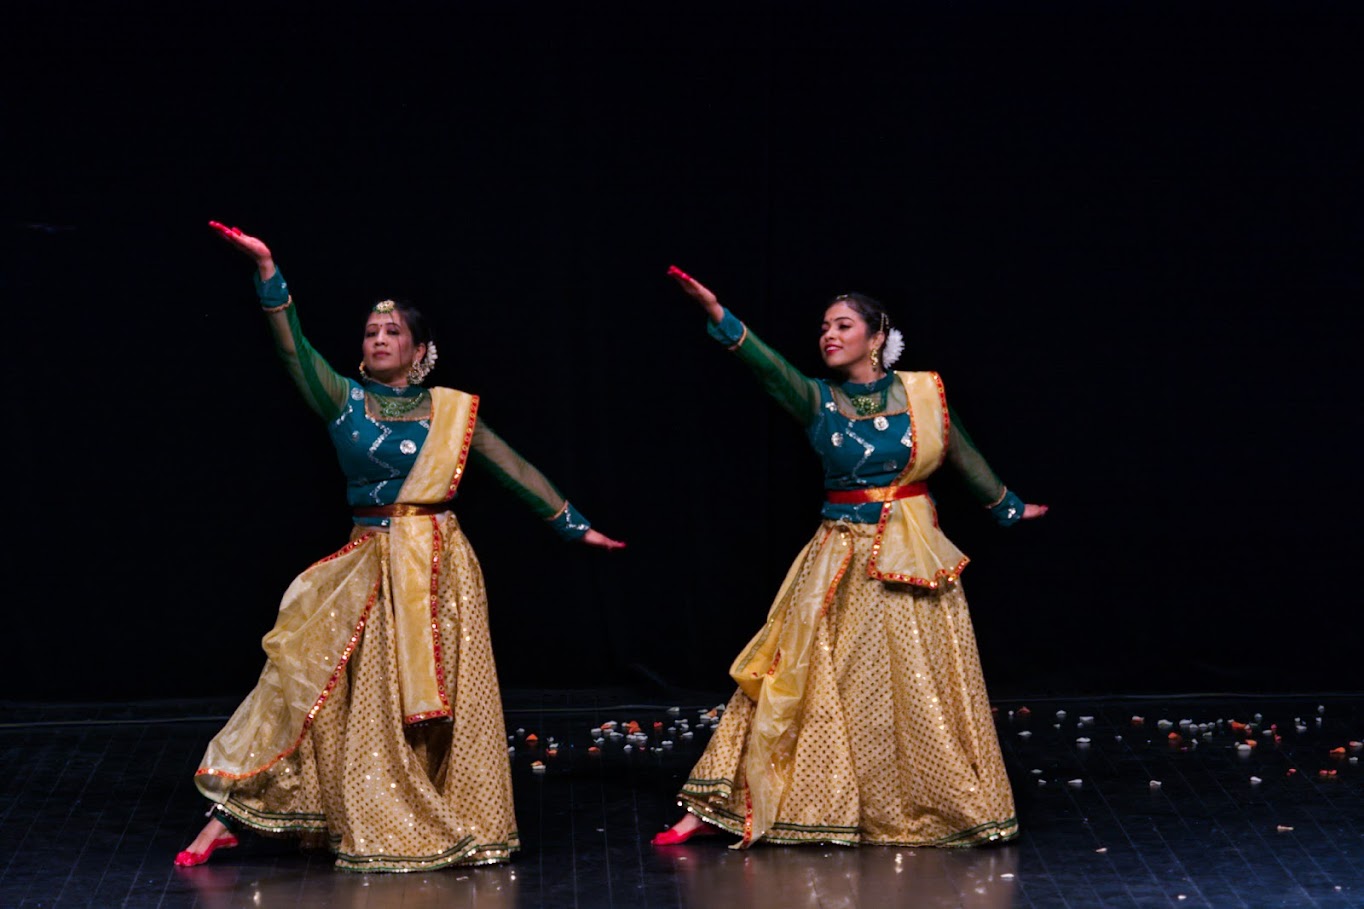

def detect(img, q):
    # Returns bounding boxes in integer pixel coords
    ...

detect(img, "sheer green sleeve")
[707,308,822,425]
[468,422,590,540]
[945,405,1026,526]
[255,269,349,422]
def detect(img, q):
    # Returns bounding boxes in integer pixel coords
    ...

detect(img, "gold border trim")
[932,371,950,471]
[820,527,855,617]
[425,514,452,719]
[261,295,293,314]
[446,394,480,497]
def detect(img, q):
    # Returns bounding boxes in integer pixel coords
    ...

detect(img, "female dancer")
[653,266,1046,849]
[176,221,625,872]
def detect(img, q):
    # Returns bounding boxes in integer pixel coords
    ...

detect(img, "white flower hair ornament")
[408,341,438,385]
[881,327,905,370]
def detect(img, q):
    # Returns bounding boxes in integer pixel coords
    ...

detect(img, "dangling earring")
[869,346,881,369]
[358,361,369,380]
[407,342,437,386]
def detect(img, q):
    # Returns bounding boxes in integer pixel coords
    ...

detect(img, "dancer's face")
[362,311,425,386]
[819,301,882,373]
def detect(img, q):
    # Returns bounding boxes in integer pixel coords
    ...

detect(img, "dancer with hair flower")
[175,221,624,872]
[652,266,1045,849]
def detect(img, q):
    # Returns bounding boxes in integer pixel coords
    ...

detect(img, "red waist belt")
[825,482,928,505]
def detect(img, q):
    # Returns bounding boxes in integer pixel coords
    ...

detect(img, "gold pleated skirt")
[199,517,518,871]
[679,520,1017,848]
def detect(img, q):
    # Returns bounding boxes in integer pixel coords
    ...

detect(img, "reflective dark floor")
[1,689,1360,908]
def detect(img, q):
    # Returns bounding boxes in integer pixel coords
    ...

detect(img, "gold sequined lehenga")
[678,371,1018,848]
[194,388,519,871]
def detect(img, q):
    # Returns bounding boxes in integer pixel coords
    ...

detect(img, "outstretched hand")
[667,265,724,322]
[1021,504,1049,520]
[580,529,627,551]
[209,220,275,278]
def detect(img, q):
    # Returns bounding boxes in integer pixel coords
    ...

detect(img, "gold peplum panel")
[680,520,1017,849]
[866,496,970,588]
[197,515,518,871]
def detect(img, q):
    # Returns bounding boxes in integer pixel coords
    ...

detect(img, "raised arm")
[944,405,1049,526]
[666,265,822,424]
[209,221,350,421]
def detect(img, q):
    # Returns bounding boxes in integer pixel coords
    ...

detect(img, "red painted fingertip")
[667,265,692,281]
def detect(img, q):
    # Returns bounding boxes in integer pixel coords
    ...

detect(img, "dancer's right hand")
[667,265,723,322]
[209,220,275,278]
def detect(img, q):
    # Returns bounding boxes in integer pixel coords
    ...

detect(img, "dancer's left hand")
[581,529,627,550]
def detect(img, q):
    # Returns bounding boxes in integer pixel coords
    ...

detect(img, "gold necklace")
[374,390,428,418]
[849,389,885,416]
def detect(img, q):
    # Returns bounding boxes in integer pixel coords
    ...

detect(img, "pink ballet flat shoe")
[651,824,720,845]
[173,834,239,867]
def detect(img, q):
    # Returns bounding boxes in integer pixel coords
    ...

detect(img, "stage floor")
[1,688,1360,908]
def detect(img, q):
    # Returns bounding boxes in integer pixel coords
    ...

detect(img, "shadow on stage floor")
[1,687,1360,908]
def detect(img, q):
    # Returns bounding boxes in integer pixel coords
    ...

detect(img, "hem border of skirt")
[679,790,1019,848]
[334,842,517,873]
[217,799,519,870]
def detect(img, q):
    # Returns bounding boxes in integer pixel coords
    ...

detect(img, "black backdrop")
[5,2,1360,703]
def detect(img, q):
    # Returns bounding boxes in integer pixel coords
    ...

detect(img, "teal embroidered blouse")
[256,269,590,539]
[707,308,1026,527]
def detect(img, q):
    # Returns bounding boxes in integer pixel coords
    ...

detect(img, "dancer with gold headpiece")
[652,266,1046,850]
[175,221,625,872]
